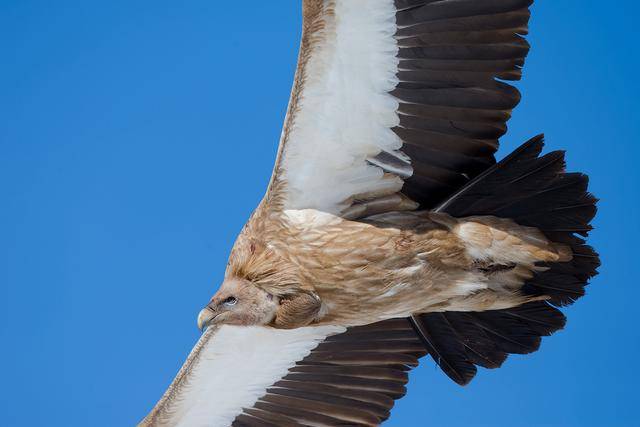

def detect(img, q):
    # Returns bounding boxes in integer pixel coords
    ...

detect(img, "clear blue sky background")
[1,1,639,426]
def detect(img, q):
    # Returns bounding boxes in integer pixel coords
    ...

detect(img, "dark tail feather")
[414,135,599,385]
[436,134,599,306]
[411,301,568,386]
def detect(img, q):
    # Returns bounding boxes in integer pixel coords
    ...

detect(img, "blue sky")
[1,1,639,426]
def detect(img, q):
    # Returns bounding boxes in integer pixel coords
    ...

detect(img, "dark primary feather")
[233,320,420,426]
[388,0,533,208]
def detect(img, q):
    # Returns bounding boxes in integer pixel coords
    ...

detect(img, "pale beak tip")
[197,308,215,332]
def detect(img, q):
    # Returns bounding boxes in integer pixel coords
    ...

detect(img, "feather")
[409,314,477,385]
[262,0,535,216]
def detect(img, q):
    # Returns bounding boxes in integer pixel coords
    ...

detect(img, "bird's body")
[141,1,600,425]
[228,200,568,328]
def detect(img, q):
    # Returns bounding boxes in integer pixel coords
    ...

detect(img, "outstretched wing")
[141,303,567,426]
[267,0,533,218]
[141,323,417,426]
[140,325,346,426]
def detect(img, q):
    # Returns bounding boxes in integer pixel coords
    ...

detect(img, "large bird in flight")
[141,1,598,425]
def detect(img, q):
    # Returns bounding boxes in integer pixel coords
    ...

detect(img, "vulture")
[141,1,599,426]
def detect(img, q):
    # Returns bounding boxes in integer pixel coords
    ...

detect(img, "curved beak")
[197,307,217,331]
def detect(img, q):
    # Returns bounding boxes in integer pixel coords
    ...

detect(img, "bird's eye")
[223,296,237,306]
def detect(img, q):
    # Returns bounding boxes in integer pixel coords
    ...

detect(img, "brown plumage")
[200,195,570,330]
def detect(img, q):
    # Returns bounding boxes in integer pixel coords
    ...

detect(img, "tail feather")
[412,301,567,386]
[436,134,599,306]
[415,135,599,385]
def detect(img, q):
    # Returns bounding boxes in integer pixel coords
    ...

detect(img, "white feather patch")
[147,324,345,427]
[281,0,401,213]
[283,208,343,229]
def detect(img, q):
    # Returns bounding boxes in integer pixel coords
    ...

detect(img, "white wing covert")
[270,0,532,219]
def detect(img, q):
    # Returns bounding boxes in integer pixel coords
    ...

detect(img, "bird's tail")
[411,135,599,385]
[437,134,599,305]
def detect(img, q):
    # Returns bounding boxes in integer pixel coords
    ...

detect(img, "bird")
[140,1,599,426]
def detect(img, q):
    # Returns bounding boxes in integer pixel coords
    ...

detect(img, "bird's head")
[196,278,278,331]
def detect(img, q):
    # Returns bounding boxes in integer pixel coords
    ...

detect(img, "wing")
[141,303,566,426]
[140,321,422,426]
[267,0,533,218]
[140,324,346,426]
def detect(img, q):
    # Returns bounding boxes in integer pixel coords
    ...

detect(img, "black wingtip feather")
[393,0,535,209]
